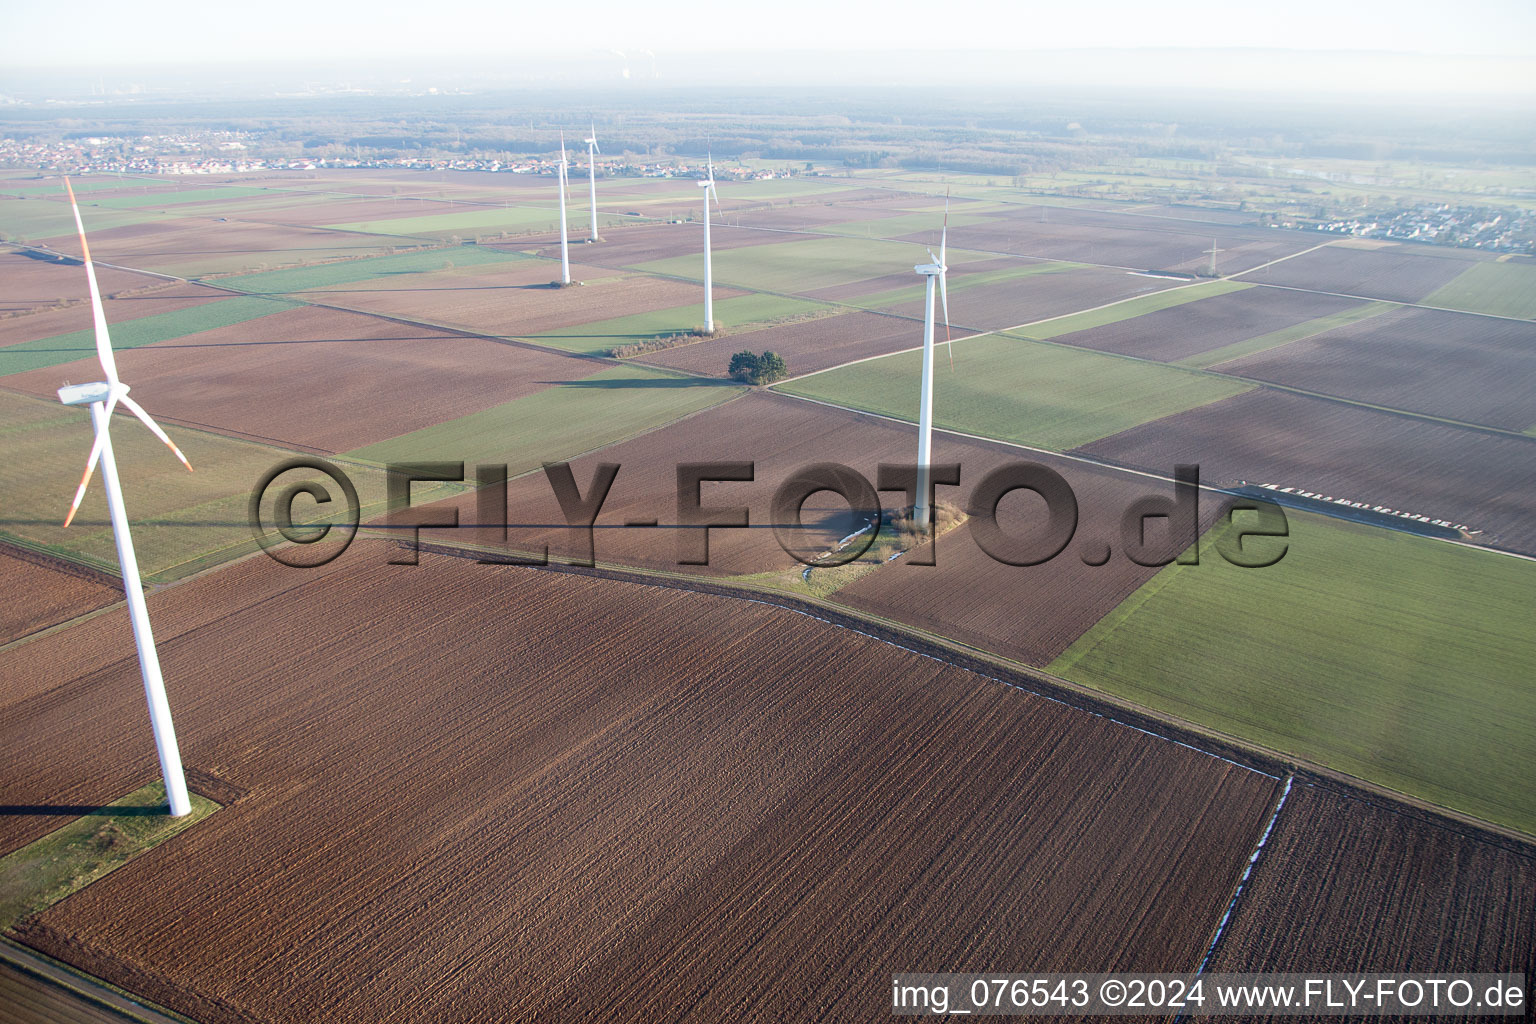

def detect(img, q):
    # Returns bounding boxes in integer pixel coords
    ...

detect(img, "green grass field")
[1423,261,1536,320]
[1182,299,1399,369]
[633,235,990,295]
[0,197,169,241]
[0,177,137,196]
[325,204,631,240]
[1051,512,1536,834]
[776,333,1252,450]
[529,293,835,356]
[1009,279,1252,339]
[87,186,276,209]
[346,364,740,471]
[216,244,528,294]
[0,296,297,378]
[0,391,432,582]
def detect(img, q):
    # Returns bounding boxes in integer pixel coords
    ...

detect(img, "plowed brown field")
[517,222,793,269]
[0,282,231,347]
[42,219,396,277]
[1234,242,1487,302]
[833,461,1231,667]
[1208,784,1534,975]
[0,252,162,316]
[634,310,917,378]
[920,207,1314,275]
[314,266,732,338]
[1051,287,1364,363]
[1077,389,1536,556]
[4,543,1279,1023]
[1214,306,1536,432]
[419,391,1232,669]
[3,305,605,452]
[0,545,120,645]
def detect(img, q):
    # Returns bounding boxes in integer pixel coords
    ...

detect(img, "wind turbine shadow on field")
[0,803,172,818]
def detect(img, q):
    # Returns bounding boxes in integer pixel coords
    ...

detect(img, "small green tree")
[727,350,788,385]
[728,350,759,383]
[754,351,788,384]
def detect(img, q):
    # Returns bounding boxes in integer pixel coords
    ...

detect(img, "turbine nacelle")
[59,381,113,406]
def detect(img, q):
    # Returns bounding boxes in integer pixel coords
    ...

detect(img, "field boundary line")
[1240,279,1536,325]
[1191,775,1296,981]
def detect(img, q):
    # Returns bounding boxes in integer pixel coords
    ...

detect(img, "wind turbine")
[699,153,720,333]
[57,179,194,817]
[557,131,571,285]
[912,198,951,531]
[584,122,601,243]
[1204,238,1224,277]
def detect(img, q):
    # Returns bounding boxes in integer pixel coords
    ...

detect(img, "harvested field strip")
[1050,511,1536,834]
[0,199,169,240]
[0,783,219,931]
[837,259,1079,310]
[3,552,1279,1021]
[0,282,235,348]
[1,305,613,455]
[0,391,438,583]
[1423,260,1536,320]
[214,245,525,294]
[811,209,995,239]
[1206,784,1535,973]
[0,296,296,377]
[777,333,1251,450]
[528,293,836,355]
[633,235,992,294]
[1176,300,1398,368]
[86,187,274,210]
[0,178,136,196]
[630,310,917,379]
[323,205,631,240]
[345,364,741,471]
[1008,279,1252,340]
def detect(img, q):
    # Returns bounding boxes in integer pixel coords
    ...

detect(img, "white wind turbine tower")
[557,131,571,285]
[584,122,601,243]
[58,179,194,817]
[912,198,952,531]
[1204,238,1224,277]
[699,153,720,333]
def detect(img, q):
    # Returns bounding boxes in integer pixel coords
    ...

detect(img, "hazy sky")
[6,0,1535,66]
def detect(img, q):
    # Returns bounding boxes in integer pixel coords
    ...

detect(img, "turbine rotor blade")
[117,392,193,472]
[63,429,108,528]
[64,178,120,385]
[939,269,952,369]
[940,189,949,268]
